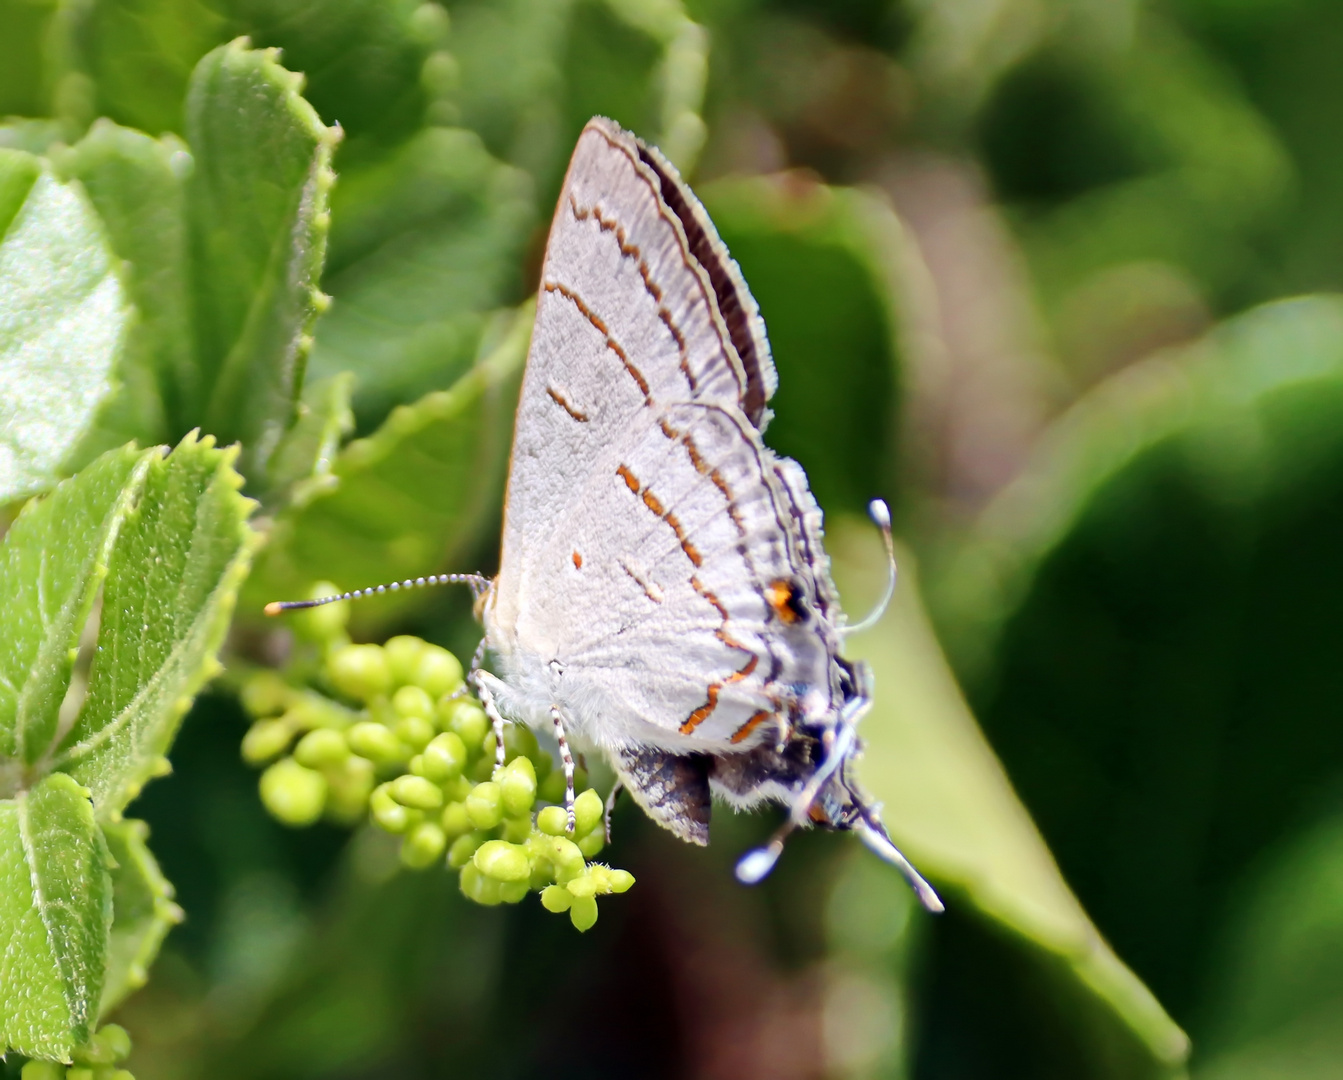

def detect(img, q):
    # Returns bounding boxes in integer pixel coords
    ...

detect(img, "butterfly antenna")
[841,499,896,636]
[264,574,491,616]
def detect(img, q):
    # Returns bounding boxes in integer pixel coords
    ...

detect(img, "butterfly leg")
[447,636,491,702]
[473,670,509,767]
[550,705,577,832]
[603,781,624,842]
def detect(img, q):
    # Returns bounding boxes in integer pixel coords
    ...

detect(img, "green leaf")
[247,303,530,629]
[186,39,339,479]
[828,525,1190,1077]
[0,151,130,503]
[0,0,57,119]
[100,818,182,1017]
[54,120,196,451]
[266,373,355,510]
[307,127,535,430]
[57,431,259,819]
[0,445,151,768]
[0,772,113,1061]
[700,175,905,516]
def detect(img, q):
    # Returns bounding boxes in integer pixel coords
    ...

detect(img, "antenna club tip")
[868,498,891,529]
[264,602,284,617]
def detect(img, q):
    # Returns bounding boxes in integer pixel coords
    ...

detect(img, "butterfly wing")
[485,117,847,759]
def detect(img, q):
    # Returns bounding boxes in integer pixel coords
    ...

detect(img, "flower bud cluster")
[242,585,633,929]
[22,1025,134,1080]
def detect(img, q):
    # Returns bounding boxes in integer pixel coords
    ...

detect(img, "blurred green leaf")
[266,373,355,509]
[100,818,183,1017]
[700,174,904,516]
[308,127,534,429]
[248,303,530,629]
[0,772,112,1061]
[55,119,195,447]
[829,524,1191,1078]
[0,445,150,766]
[0,151,129,503]
[57,432,259,819]
[0,0,58,119]
[935,295,1343,1039]
[186,40,339,479]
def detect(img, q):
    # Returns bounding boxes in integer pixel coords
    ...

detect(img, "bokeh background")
[6,0,1343,1077]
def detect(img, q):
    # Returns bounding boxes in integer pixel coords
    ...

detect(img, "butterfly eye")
[765,578,808,625]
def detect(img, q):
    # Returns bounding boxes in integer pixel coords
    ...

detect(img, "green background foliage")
[3,0,1343,1077]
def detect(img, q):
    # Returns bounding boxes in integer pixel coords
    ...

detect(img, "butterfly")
[271,117,941,911]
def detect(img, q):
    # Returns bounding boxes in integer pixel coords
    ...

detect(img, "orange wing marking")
[546,386,589,422]
[544,281,652,403]
[680,684,721,734]
[730,710,773,745]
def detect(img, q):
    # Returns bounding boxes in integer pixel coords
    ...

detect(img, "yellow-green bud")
[501,816,532,843]
[241,718,294,765]
[566,873,596,898]
[400,821,447,869]
[549,836,585,882]
[459,862,503,905]
[416,645,463,697]
[466,781,503,829]
[537,769,566,805]
[536,805,569,836]
[394,714,435,751]
[441,774,473,802]
[241,671,291,717]
[577,830,605,858]
[392,684,434,721]
[498,756,537,817]
[259,759,326,826]
[606,869,635,894]
[448,831,486,869]
[499,879,529,903]
[293,582,349,641]
[569,894,598,932]
[74,1023,131,1065]
[390,774,443,810]
[501,721,540,764]
[540,884,572,913]
[416,732,467,781]
[384,635,428,685]
[440,801,471,838]
[573,788,603,836]
[473,839,530,882]
[346,721,403,765]
[327,643,391,701]
[444,700,488,745]
[325,755,376,824]
[21,1064,64,1080]
[293,728,349,769]
[370,783,415,833]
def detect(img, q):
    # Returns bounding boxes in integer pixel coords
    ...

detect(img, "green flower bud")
[75,1024,131,1065]
[499,756,537,817]
[111,1072,135,1080]
[241,671,291,717]
[536,805,569,836]
[293,582,349,642]
[440,801,471,838]
[259,759,326,827]
[501,816,533,844]
[394,714,435,752]
[384,635,428,686]
[573,765,589,793]
[459,862,503,905]
[606,869,635,894]
[327,643,391,701]
[241,718,294,765]
[548,836,585,882]
[573,788,603,836]
[390,774,443,810]
[501,721,539,764]
[473,839,530,882]
[465,781,503,829]
[346,721,403,766]
[540,884,572,913]
[285,692,355,731]
[22,1061,65,1080]
[416,732,467,781]
[531,750,553,782]
[499,879,529,903]
[415,645,463,697]
[569,894,598,932]
[468,752,496,782]
[577,830,605,858]
[66,1068,94,1080]
[537,769,566,806]
[370,783,415,833]
[444,700,488,746]
[325,755,376,824]
[400,821,447,869]
[293,727,349,769]
[565,872,596,898]
[447,830,486,868]
[392,684,434,721]
[441,774,473,802]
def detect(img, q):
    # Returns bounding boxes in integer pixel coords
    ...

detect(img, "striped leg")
[449,636,491,702]
[603,780,623,842]
[550,705,576,832]
[474,670,508,767]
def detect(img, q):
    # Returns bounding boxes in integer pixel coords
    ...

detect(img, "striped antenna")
[840,498,896,636]
[264,573,491,617]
